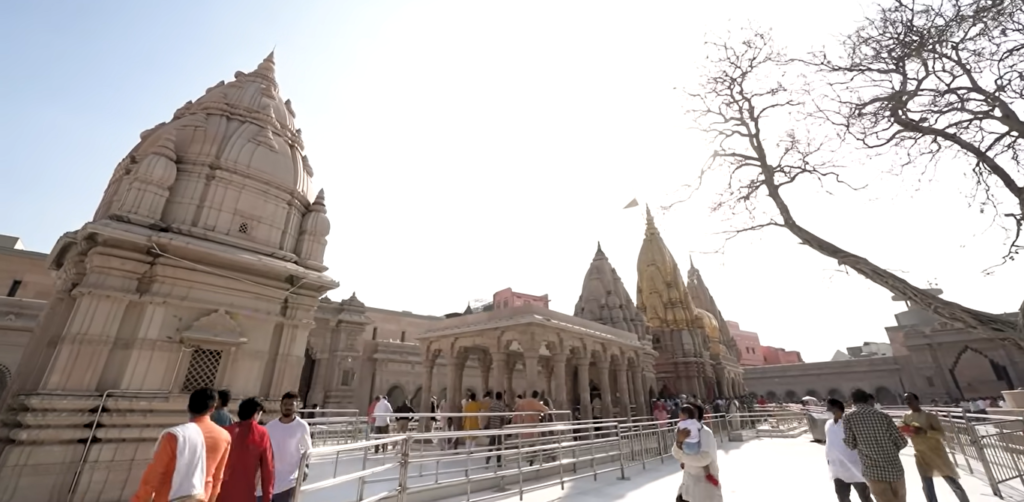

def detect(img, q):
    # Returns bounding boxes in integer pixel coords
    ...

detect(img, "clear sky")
[1,1,1019,362]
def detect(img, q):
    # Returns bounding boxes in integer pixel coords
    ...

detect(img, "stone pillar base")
[0,440,152,502]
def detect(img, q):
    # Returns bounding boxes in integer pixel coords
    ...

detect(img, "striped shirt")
[487,400,507,429]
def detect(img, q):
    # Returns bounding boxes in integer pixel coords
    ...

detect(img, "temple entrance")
[950,346,1013,398]
[826,389,846,402]
[298,348,316,405]
[874,386,899,405]
[386,385,407,405]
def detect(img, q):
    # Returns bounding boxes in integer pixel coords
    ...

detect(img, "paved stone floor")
[441,436,1024,502]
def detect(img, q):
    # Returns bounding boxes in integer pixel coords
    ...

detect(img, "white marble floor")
[436,435,1024,502]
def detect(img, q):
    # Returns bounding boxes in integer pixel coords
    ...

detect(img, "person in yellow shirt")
[463,392,483,441]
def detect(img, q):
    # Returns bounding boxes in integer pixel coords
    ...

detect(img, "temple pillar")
[493,351,508,403]
[552,353,568,411]
[631,366,646,416]
[269,306,317,398]
[524,349,540,397]
[419,356,436,432]
[306,349,330,407]
[615,363,631,419]
[322,324,344,398]
[479,352,492,394]
[504,357,515,400]
[576,355,593,422]
[446,351,462,414]
[597,359,611,419]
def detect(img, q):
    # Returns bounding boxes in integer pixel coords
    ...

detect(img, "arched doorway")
[826,389,847,402]
[784,390,798,402]
[804,390,821,400]
[765,391,778,402]
[874,386,899,405]
[386,385,407,405]
[950,346,1014,398]
[410,387,422,408]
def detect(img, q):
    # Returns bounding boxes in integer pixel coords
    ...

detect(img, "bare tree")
[813,0,1024,269]
[685,27,1019,338]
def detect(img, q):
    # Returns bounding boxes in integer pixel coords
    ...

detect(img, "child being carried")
[675,404,719,488]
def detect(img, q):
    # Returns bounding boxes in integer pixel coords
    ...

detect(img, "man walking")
[259,392,312,502]
[373,395,393,453]
[844,388,908,502]
[211,389,234,428]
[132,387,232,502]
[221,397,274,502]
[904,393,970,502]
[484,391,507,467]
[824,398,872,502]
[393,399,415,434]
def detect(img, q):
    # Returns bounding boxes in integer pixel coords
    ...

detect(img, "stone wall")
[742,356,904,404]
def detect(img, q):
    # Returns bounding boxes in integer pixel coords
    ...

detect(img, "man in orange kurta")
[131,387,232,502]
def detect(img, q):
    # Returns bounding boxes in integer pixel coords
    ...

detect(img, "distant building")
[831,342,893,361]
[727,321,765,367]
[761,346,804,365]
[492,287,550,310]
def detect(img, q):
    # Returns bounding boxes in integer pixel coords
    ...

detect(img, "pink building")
[761,345,804,366]
[493,287,550,310]
[726,321,765,367]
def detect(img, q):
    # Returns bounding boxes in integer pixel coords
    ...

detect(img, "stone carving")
[181,309,247,345]
[295,189,329,270]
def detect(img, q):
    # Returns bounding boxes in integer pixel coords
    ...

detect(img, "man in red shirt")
[368,396,380,426]
[220,397,274,501]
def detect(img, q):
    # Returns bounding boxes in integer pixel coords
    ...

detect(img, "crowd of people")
[130,388,312,502]
[824,389,970,502]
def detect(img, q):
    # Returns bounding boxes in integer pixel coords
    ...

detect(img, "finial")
[464,303,474,315]
[689,254,695,269]
[594,241,606,259]
[314,188,325,205]
[250,50,278,89]
[645,204,652,219]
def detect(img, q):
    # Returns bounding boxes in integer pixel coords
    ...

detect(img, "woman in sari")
[670,402,722,502]
[653,400,669,425]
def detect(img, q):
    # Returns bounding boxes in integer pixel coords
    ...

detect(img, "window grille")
[182,346,223,392]
[238,222,250,234]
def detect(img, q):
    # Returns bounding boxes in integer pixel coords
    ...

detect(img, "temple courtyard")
[429,436,1020,502]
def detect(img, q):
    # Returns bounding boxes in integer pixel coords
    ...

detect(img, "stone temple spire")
[636,208,699,330]
[574,243,647,336]
[687,258,739,359]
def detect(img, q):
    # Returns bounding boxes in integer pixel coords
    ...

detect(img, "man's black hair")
[187,387,218,415]
[238,397,265,421]
[469,392,477,400]
[826,398,844,413]
[484,391,492,398]
[281,390,300,401]
[531,390,540,399]
[217,389,231,407]
[905,392,920,401]
[851,388,870,404]
[495,391,503,400]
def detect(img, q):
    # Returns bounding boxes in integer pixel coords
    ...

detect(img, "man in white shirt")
[373,395,393,453]
[258,391,312,502]
[825,398,872,502]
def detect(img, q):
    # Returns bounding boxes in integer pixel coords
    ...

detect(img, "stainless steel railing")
[289,405,1024,502]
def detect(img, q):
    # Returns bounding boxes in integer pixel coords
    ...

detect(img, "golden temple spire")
[635,209,698,330]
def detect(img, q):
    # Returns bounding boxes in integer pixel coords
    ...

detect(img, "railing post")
[292,450,310,502]
[964,410,1001,498]
[397,437,411,502]
[616,425,630,481]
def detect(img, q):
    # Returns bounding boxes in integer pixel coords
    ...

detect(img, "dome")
[93,52,328,264]
[635,206,699,331]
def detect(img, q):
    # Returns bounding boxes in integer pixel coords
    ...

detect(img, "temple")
[635,206,744,399]
[0,56,742,501]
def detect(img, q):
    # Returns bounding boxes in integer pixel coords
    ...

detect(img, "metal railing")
[285,405,1024,502]
[290,407,816,502]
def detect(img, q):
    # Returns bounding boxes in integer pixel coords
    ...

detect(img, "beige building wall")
[0,238,54,301]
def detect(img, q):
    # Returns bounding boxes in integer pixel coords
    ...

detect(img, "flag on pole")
[623,198,639,209]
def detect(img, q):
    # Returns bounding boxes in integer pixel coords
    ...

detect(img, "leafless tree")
[685,26,1020,339]
[813,0,1024,269]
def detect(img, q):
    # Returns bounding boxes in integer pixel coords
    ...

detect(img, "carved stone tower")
[0,53,338,502]
[635,206,716,399]
[688,258,746,397]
